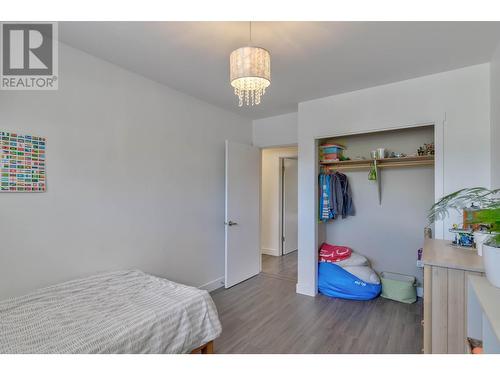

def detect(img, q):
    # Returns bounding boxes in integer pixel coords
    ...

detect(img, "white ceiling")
[59,22,500,119]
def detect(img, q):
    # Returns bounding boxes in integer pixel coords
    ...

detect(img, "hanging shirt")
[319,174,335,221]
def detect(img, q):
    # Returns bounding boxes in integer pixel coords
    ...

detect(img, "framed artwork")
[1,131,46,192]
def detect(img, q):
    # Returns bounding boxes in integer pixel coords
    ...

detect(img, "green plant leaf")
[428,187,500,223]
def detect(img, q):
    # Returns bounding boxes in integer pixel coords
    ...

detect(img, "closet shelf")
[320,155,434,171]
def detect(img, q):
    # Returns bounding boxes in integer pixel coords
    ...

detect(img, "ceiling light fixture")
[229,22,271,107]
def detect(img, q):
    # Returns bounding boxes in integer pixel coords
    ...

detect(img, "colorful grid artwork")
[1,131,46,192]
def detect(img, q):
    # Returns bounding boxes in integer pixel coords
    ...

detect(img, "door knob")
[226,220,238,226]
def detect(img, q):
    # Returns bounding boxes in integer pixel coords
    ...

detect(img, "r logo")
[0,22,58,90]
[2,23,53,75]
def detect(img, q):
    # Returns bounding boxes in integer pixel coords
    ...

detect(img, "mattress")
[0,269,222,353]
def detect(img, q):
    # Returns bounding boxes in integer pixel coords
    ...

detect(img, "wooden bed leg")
[201,341,214,354]
[191,340,214,354]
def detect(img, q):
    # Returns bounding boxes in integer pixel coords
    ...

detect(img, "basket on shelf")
[319,143,345,163]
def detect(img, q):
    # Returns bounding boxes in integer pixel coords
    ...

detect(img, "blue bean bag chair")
[318,262,381,301]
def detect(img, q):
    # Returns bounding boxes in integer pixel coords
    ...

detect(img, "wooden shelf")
[320,155,434,171]
[320,158,372,166]
[319,155,434,204]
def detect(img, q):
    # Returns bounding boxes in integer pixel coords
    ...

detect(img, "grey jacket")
[331,172,355,218]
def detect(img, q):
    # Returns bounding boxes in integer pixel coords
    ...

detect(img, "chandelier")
[229,24,271,107]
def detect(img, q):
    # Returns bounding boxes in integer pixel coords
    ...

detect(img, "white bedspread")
[0,270,222,353]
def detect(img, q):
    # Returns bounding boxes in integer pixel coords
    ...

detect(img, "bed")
[0,269,222,354]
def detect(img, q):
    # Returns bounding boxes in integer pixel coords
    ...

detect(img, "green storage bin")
[380,272,417,304]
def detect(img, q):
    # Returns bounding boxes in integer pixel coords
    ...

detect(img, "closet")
[317,125,435,292]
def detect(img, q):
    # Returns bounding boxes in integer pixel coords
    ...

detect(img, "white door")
[225,140,261,288]
[282,158,298,254]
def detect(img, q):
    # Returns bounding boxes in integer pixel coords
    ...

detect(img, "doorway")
[260,146,298,281]
[280,157,298,255]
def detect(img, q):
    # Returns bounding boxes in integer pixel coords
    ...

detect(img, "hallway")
[261,252,298,282]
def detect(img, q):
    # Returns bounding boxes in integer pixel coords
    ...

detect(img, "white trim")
[433,115,445,239]
[261,247,279,256]
[313,121,436,142]
[259,148,263,273]
[279,156,299,256]
[224,140,229,287]
[296,282,317,297]
[198,277,225,292]
[279,157,284,256]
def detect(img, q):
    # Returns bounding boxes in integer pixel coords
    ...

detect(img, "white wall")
[491,44,500,189]
[324,126,435,287]
[261,147,298,256]
[0,43,252,299]
[253,112,298,147]
[297,64,491,296]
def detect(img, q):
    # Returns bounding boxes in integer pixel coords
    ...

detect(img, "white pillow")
[343,265,380,284]
[334,252,369,267]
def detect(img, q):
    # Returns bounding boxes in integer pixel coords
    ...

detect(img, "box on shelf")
[320,143,345,162]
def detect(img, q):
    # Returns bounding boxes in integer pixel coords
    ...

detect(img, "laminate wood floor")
[211,252,423,354]
[261,252,298,281]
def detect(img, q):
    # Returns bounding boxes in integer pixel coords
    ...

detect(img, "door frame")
[303,120,444,296]
[259,146,298,259]
[279,156,298,256]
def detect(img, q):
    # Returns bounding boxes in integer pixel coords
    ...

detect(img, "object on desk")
[474,231,492,256]
[449,228,475,247]
[483,243,500,287]
[463,205,482,231]
[370,150,377,159]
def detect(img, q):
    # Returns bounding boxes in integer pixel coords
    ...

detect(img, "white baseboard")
[417,286,424,298]
[296,283,317,297]
[261,248,279,256]
[198,277,225,292]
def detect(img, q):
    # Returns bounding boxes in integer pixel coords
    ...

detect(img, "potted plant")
[428,187,500,287]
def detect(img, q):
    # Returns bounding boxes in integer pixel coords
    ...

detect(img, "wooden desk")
[467,275,500,353]
[423,238,484,353]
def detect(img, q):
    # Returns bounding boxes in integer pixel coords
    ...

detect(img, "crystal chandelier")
[229,23,271,107]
